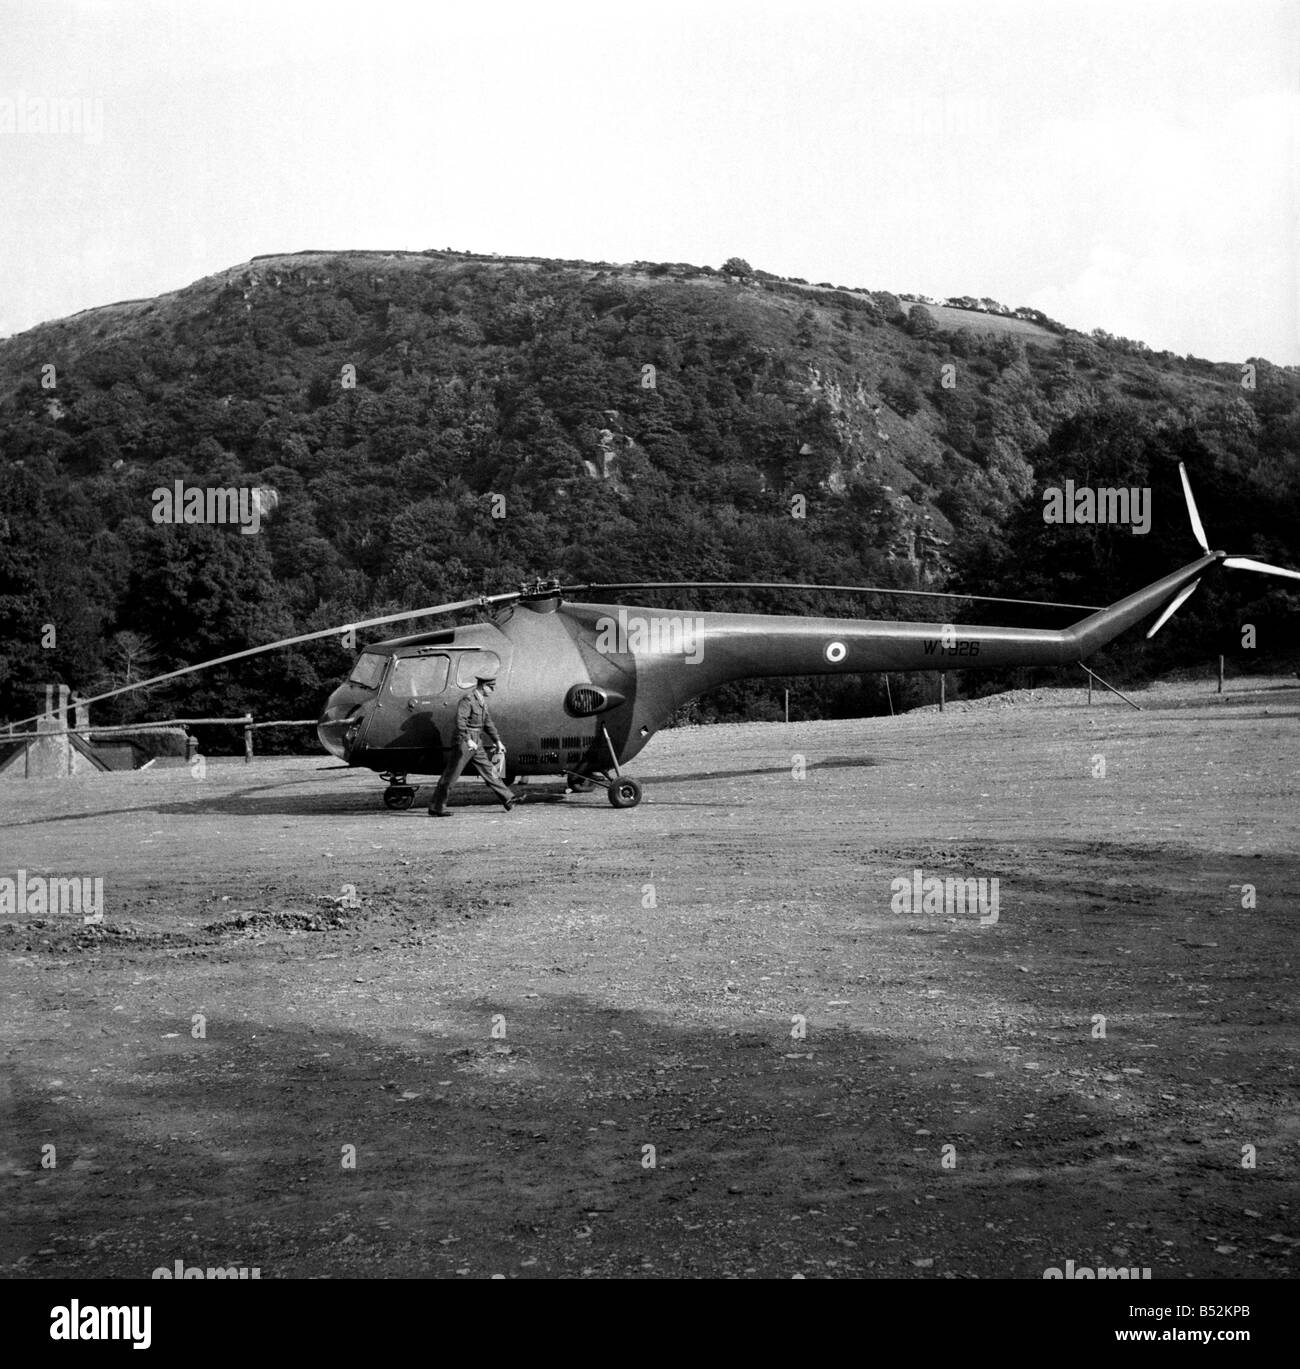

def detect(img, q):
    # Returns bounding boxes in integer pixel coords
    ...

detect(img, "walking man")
[427,666,524,816]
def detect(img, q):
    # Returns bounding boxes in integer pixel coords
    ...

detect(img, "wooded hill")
[1,248,1296,739]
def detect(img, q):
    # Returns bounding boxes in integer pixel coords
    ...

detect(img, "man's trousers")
[428,743,514,812]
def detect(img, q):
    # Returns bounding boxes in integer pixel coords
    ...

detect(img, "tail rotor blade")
[1145,578,1201,639]
[1178,462,1210,553]
[1222,556,1300,583]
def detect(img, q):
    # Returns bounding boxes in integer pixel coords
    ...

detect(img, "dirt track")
[2,680,1298,1279]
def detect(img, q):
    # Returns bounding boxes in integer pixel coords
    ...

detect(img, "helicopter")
[15,465,1298,810]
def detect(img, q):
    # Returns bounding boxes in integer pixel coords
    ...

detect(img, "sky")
[1,0,1296,362]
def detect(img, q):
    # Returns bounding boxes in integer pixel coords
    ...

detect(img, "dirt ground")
[2,678,1297,1279]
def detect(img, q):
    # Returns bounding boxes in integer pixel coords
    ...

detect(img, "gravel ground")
[2,678,1297,1279]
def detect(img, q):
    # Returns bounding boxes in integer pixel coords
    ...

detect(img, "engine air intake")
[565,684,622,716]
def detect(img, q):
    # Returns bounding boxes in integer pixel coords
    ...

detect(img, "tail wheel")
[383,786,416,810]
[608,777,643,808]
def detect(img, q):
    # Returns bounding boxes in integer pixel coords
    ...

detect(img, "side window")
[455,650,501,689]
[387,655,450,697]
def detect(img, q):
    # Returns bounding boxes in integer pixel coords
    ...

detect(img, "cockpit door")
[382,653,453,753]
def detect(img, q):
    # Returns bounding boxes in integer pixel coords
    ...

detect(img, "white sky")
[2,0,1296,361]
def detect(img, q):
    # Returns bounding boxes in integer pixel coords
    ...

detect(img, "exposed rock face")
[802,363,953,578]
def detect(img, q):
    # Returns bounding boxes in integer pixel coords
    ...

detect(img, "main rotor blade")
[3,592,519,732]
[563,581,1106,612]
[1145,578,1200,639]
[1178,461,1210,553]
[1222,556,1300,582]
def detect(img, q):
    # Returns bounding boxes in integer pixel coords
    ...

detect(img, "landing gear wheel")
[607,777,643,808]
[383,786,416,810]
[504,772,519,787]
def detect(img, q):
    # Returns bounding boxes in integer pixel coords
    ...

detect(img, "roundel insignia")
[824,640,847,663]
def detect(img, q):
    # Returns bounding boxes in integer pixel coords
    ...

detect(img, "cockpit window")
[388,654,450,697]
[347,652,387,689]
[454,650,502,689]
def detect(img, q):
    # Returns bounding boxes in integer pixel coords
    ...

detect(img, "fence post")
[243,715,254,763]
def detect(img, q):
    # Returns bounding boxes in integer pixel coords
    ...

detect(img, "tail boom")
[638,555,1222,691]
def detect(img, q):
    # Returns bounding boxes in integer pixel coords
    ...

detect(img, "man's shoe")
[503,793,529,811]
[427,807,454,817]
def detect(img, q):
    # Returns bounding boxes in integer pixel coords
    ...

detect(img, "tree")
[905,304,938,338]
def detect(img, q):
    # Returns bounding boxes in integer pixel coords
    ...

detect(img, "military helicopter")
[17,466,1298,810]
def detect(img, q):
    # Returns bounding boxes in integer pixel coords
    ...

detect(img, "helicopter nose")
[317,694,365,760]
[317,717,349,760]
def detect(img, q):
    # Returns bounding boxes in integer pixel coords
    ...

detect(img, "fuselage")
[317,558,1217,780]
